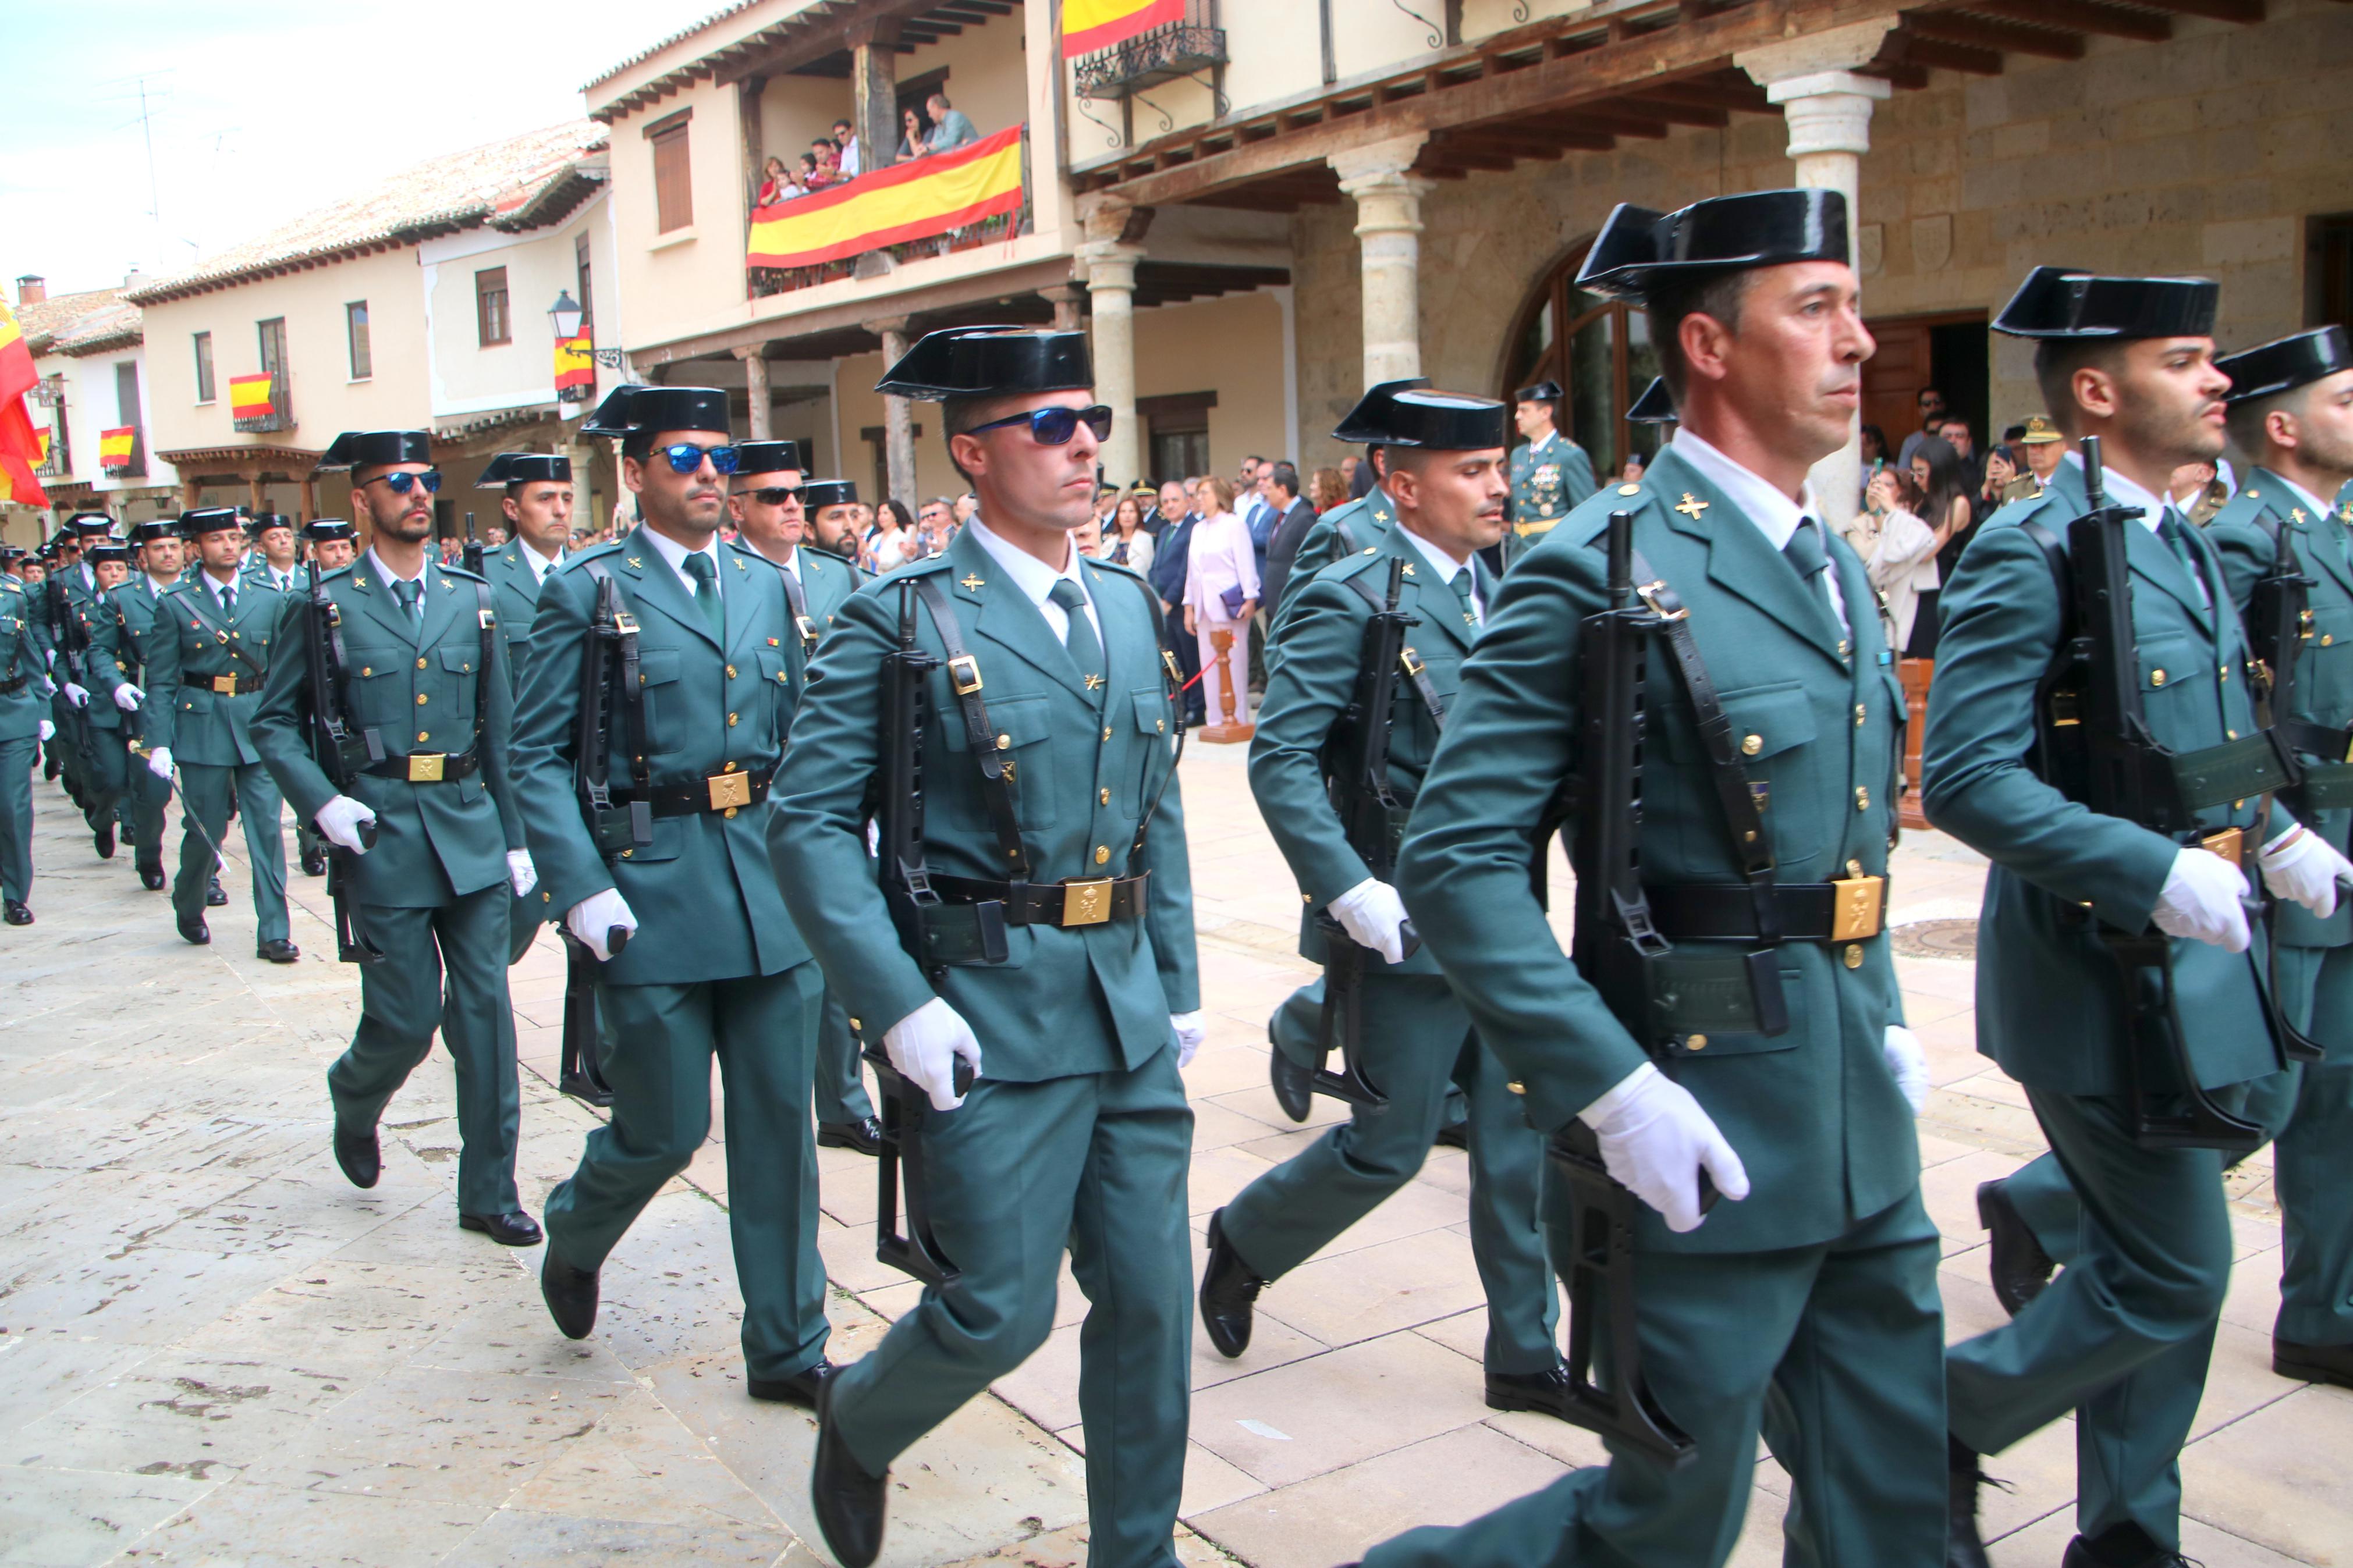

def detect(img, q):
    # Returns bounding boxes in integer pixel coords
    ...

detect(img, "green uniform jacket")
[1396,443,1915,1255]
[768,529,1199,1081]
[63,581,127,737]
[2206,468,2353,954]
[0,576,47,743]
[142,576,287,767]
[1923,458,2280,1094]
[1507,431,1598,554]
[795,544,864,632]
[1269,485,1401,644]
[511,528,808,986]
[91,577,179,748]
[250,564,526,908]
[1249,527,1489,975]
[481,543,564,691]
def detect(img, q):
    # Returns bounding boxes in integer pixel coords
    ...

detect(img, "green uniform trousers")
[1364,1190,1947,1568]
[171,760,288,943]
[1948,1083,2260,1551]
[815,989,876,1126]
[544,961,829,1382]
[0,736,33,902]
[79,726,127,838]
[832,1048,1194,1568]
[126,755,169,873]
[1231,973,1557,1375]
[325,885,522,1217]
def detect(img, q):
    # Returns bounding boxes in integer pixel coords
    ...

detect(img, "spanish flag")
[747,124,1024,271]
[0,302,47,507]
[100,427,137,470]
[229,372,274,420]
[1063,0,1184,56]
[554,335,595,393]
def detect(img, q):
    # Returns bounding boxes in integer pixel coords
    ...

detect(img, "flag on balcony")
[747,124,1024,271]
[554,336,595,394]
[1063,0,1184,56]
[0,302,47,507]
[230,372,275,421]
[100,427,137,471]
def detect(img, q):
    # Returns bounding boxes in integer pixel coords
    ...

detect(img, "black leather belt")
[0,674,26,695]
[1645,867,1887,944]
[204,673,264,696]
[929,871,1151,927]
[615,765,772,819]
[363,748,481,784]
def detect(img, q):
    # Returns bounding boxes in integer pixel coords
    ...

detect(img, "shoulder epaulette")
[553,541,626,576]
[1082,554,1144,581]
[434,563,488,584]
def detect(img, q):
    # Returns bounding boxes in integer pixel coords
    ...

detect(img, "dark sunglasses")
[964,404,1113,446]
[735,485,803,506]
[656,443,741,475]
[365,469,442,496]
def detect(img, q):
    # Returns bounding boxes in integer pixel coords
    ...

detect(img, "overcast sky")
[2,0,724,298]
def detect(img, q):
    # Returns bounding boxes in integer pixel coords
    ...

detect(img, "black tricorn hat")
[1333,378,1510,450]
[179,507,249,536]
[2216,326,2352,406]
[876,326,1092,401]
[800,479,860,511]
[67,511,116,536]
[580,385,732,450]
[1514,380,1564,404]
[1627,376,1679,425]
[302,517,359,542]
[84,542,130,564]
[249,511,296,535]
[127,520,179,546]
[48,527,77,550]
[476,451,574,489]
[1577,190,1849,304]
[315,431,432,474]
[1992,266,2219,340]
[730,440,805,481]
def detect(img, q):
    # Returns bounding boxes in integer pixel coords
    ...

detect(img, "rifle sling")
[1340,571,1449,730]
[580,560,652,799]
[913,577,1032,882]
[773,559,822,653]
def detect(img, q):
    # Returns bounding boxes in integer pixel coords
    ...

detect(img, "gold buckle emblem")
[211,674,238,694]
[407,753,446,783]
[1830,859,1886,942]
[949,654,983,696]
[1635,581,1688,621]
[2200,826,2246,871]
[795,615,819,650]
[1399,648,1426,678]
[707,770,754,811]
[1060,877,1114,926]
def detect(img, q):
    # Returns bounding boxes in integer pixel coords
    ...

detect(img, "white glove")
[1329,877,1412,965]
[506,849,538,898]
[2260,824,2353,920]
[1580,1062,1750,1233]
[1883,1025,1929,1116]
[37,719,54,743]
[1172,1011,1206,1069]
[2152,845,2252,952]
[565,888,638,962]
[145,745,173,780]
[62,681,88,709]
[313,794,377,855]
[112,682,144,712]
[882,996,985,1111]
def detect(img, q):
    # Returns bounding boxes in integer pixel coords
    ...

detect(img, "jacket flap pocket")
[1716,682,1817,762]
[1131,688,1170,734]
[985,692,1052,749]
[636,647,682,687]
[438,646,479,675]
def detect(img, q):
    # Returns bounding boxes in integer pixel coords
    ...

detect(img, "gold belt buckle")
[706,770,754,811]
[407,753,445,783]
[2201,826,2246,871]
[1060,877,1115,926]
[1830,859,1886,941]
[211,674,238,695]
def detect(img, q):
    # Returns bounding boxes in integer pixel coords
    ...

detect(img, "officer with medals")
[769,327,1202,1568]
[1355,191,1942,1568]
[727,439,883,1155]
[1198,383,1568,1416]
[0,554,50,924]
[2005,414,2067,502]
[251,430,540,1241]
[514,386,836,1407]
[90,520,182,893]
[477,451,575,960]
[140,507,297,959]
[1933,275,2349,1568]
[1505,378,1599,561]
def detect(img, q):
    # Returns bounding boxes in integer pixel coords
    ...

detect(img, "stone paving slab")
[0,745,2341,1567]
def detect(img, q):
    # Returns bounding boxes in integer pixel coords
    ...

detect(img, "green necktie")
[1048,578,1103,703]
[390,579,420,624]
[682,551,725,640]
[1449,566,1478,630]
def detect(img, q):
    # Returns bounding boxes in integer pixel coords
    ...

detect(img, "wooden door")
[1863,319,1932,454]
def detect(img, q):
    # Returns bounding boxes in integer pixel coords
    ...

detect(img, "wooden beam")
[1606,94,1733,126]
[1903,12,2084,59]
[1894,34,2006,72]
[2128,0,2262,19]
[1961,0,2171,40]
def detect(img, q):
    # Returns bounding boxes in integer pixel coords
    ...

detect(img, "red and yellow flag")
[554,335,594,393]
[0,301,48,507]
[229,372,274,419]
[747,124,1024,271]
[1063,0,1183,56]
[99,427,137,470]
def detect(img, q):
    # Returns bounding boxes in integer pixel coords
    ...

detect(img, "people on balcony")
[832,118,862,179]
[925,92,977,154]
[756,157,794,207]
[805,138,843,191]
[899,107,931,161]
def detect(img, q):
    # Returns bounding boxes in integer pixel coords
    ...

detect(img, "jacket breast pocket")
[936,689,1056,833]
[634,646,684,755]
[2301,604,2353,726]
[1124,687,1172,814]
[179,688,216,718]
[2135,632,2213,746]
[438,645,481,728]
[1706,681,1824,865]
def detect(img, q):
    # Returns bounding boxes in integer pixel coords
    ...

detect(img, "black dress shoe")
[255,938,300,964]
[1977,1178,2056,1318]
[2061,1524,2193,1567]
[460,1210,544,1246]
[1433,1118,1470,1150]
[138,863,165,891]
[3,899,30,927]
[2273,1335,2353,1388]
[205,876,227,907]
[810,1374,888,1568]
[333,1125,381,1189]
[1484,1363,1586,1423]
[1946,1438,1993,1568]
[1268,1033,1314,1123]
[748,1359,836,1407]
[1199,1208,1267,1359]
[177,915,210,945]
[93,823,115,859]
[41,754,58,781]
[542,1251,599,1339]
[300,848,326,878]
[817,1117,884,1157]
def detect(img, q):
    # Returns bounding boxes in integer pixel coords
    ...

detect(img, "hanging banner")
[99,427,137,471]
[1063,0,1184,57]
[229,372,275,421]
[0,302,47,506]
[747,125,1023,271]
[554,336,595,395]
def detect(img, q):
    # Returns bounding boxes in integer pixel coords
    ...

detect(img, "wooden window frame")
[346,300,373,381]
[651,120,694,234]
[475,267,512,348]
[192,330,215,404]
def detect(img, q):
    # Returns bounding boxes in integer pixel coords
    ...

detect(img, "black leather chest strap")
[914,575,1032,882]
[1341,571,1448,730]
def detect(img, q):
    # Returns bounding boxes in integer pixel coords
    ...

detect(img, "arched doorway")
[1500,239,1664,478]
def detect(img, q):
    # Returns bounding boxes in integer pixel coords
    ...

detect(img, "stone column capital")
[1734,18,1898,86]
[860,315,913,336]
[1327,131,1430,190]
[1077,241,1145,294]
[730,345,764,361]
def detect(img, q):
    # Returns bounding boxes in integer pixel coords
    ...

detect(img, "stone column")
[867,316,916,507]
[1328,133,1431,389]
[1077,244,1144,486]
[1039,283,1085,332]
[845,21,900,179]
[735,346,772,440]
[1738,20,1894,529]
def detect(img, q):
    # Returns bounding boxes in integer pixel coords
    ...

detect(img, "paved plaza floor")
[1,740,2345,1567]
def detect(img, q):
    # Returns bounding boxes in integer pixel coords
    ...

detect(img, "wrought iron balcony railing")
[1073,1,1226,99]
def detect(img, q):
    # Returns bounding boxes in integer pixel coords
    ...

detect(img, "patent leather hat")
[1577,190,1850,303]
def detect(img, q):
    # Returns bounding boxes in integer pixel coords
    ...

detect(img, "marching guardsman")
[290,520,360,879]
[770,327,1201,1568]
[1357,191,1942,1568]
[1933,274,2347,1568]
[242,513,301,593]
[72,534,138,863]
[1266,382,1422,634]
[0,556,51,924]
[1198,383,1568,1415]
[2004,414,2067,502]
[251,431,538,1240]
[93,520,187,893]
[1505,378,1599,561]
[513,385,836,1405]
[727,439,883,1155]
[43,513,111,810]
[140,507,297,959]
[800,477,865,566]
[477,451,575,959]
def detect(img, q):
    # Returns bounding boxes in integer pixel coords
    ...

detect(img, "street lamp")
[548,290,584,343]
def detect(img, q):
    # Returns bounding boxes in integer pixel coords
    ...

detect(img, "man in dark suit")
[1258,462,1316,617]
[1148,479,1204,726]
